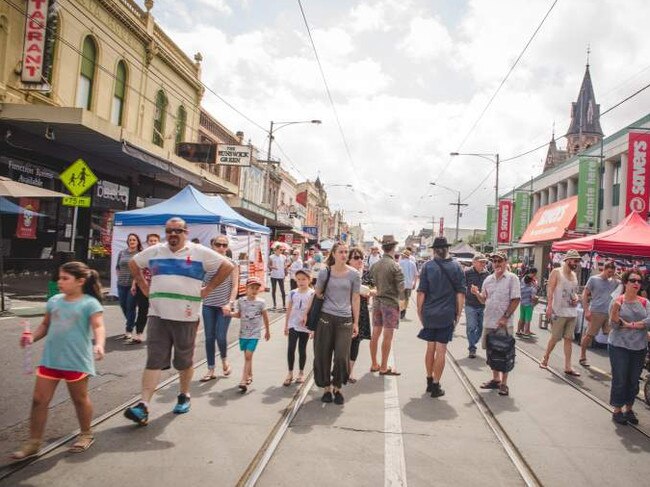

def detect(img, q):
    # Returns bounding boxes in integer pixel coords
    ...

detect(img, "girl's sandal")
[295,376,305,384]
[223,363,232,376]
[283,377,293,387]
[238,383,248,393]
[11,439,42,461]
[68,432,95,454]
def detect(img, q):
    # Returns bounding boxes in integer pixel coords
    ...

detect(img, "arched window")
[175,105,186,145]
[76,36,97,110]
[153,90,168,147]
[111,60,127,125]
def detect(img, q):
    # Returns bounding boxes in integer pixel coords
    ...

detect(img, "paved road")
[1,300,649,486]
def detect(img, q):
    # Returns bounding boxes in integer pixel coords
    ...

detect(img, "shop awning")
[519,196,578,244]
[0,104,237,194]
[552,211,650,257]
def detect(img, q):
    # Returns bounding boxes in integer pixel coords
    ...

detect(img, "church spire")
[565,59,603,156]
[543,124,567,172]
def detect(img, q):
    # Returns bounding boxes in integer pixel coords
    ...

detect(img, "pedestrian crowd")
[10,215,650,459]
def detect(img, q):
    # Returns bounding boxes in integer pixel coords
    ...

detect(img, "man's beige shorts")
[585,312,611,336]
[551,316,576,340]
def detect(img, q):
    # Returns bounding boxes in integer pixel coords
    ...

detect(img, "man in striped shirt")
[124,217,234,425]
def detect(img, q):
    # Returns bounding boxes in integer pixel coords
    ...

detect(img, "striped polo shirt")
[133,242,224,322]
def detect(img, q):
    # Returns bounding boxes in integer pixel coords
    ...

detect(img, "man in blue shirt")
[416,237,466,398]
[464,253,489,358]
[398,249,418,319]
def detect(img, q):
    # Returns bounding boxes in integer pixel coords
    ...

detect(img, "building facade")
[0,0,235,272]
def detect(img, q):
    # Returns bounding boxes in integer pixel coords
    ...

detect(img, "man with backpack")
[470,251,521,397]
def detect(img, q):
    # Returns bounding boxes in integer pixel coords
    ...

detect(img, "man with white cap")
[367,245,381,270]
[541,249,581,376]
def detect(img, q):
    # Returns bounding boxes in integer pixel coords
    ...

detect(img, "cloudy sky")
[146,0,650,241]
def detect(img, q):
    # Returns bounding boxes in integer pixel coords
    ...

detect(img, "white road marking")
[384,353,407,487]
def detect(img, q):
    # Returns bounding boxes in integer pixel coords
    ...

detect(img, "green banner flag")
[513,192,531,242]
[577,157,600,231]
[485,206,495,244]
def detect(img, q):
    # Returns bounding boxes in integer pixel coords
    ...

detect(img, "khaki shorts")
[551,316,576,340]
[146,316,199,370]
[481,326,514,350]
[585,312,611,336]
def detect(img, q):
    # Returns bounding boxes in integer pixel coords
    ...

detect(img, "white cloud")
[195,0,233,15]
[399,17,453,61]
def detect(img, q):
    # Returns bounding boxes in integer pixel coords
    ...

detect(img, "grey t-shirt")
[316,267,361,318]
[586,275,619,313]
[609,297,650,351]
[237,297,266,339]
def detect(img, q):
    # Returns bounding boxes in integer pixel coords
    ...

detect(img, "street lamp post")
[450,152,500,250]
[430,182,468,243]
[263,119,321,204]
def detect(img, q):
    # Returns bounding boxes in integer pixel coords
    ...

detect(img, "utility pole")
[449,193,468,243]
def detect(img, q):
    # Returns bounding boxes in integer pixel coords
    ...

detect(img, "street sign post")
[59,159,98,252]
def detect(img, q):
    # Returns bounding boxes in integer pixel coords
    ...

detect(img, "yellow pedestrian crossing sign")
[60,159,97,197]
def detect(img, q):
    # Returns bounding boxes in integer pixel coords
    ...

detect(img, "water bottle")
[20,320,33,375]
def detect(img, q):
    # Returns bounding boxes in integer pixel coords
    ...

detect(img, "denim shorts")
[417,325,454,344]
[239,338,259,352]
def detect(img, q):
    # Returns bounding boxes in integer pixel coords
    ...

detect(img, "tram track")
[0,314,289,483]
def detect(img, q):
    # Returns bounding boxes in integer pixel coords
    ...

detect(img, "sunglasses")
[213,242,228,248]
[491,258,504,263]
[165,228,185,235]
[627,278,641,284]
[351,255,363,260]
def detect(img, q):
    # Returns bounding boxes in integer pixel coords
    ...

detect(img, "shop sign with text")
[21,0,50,83]
[485,206,495,244]
[497,200,513,244]
[577,157,600,230]
[216,144,251,167]
[94,180,129,210]
[626,131,650,219]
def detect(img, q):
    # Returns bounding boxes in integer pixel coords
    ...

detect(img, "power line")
[433,0,559,185]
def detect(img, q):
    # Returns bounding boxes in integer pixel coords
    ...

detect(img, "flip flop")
[283,377,293,387]
[539,358,549,369]
[348,377,357,384]
[579,358,590,367]
[379,368,401,376]
[247,377,253,385]
[68,433,95,453]
[238,383,247,393]
[200,373,217,382]
[223,364,232,376]
[370,366,380,373]
[564,370,581,377]
[295,376,305,384]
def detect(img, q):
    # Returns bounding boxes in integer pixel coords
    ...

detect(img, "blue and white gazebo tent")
[110,185,270,295]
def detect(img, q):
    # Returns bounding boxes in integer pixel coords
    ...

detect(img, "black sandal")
[480,379,501,389]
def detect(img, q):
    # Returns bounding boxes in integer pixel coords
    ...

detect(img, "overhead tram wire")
[432,0,560,186]
[296,0,376,227]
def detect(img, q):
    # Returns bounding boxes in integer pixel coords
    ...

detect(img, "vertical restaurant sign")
[513,192,531,242]
[497,200,513,244]
[485,206,495,243]
[626,131,650,219]
[16,198,40,239]
[438,217,445,237]
[21,0,50,83]
[576,157,600,230]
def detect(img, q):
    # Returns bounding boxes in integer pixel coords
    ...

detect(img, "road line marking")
[384,353,407,487]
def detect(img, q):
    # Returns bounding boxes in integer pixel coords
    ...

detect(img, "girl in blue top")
[12,262,106,461]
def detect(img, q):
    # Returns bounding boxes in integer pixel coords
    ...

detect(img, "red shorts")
[372,301,400,330]
[37,366,87,382]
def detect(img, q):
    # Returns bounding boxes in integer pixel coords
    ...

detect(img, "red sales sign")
[16,198,39,239]
[626,131,650,219]
[497,200,513,244]
[438,217,445,237]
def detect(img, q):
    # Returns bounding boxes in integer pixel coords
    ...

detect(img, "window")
[612,161,621,207]
[175,105,186,145]
[153,90,168,147]
[76,36,97,110]
[111,61,127,125]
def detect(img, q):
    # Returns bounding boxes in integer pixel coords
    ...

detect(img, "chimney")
[236,131,244,143]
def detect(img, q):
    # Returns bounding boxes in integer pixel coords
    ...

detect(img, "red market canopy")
[552,211,650,257]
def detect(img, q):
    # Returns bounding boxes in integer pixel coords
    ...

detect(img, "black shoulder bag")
[307,267,331,331]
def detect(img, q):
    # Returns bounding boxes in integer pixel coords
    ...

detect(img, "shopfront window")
[175,105,186,145]
[76,36,97,110]
[153,90,168,147]
[612,161,621,207]
[111,60,127,126]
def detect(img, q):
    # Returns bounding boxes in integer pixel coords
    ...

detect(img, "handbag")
[486,329,516,372]
[306,267,331,331]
